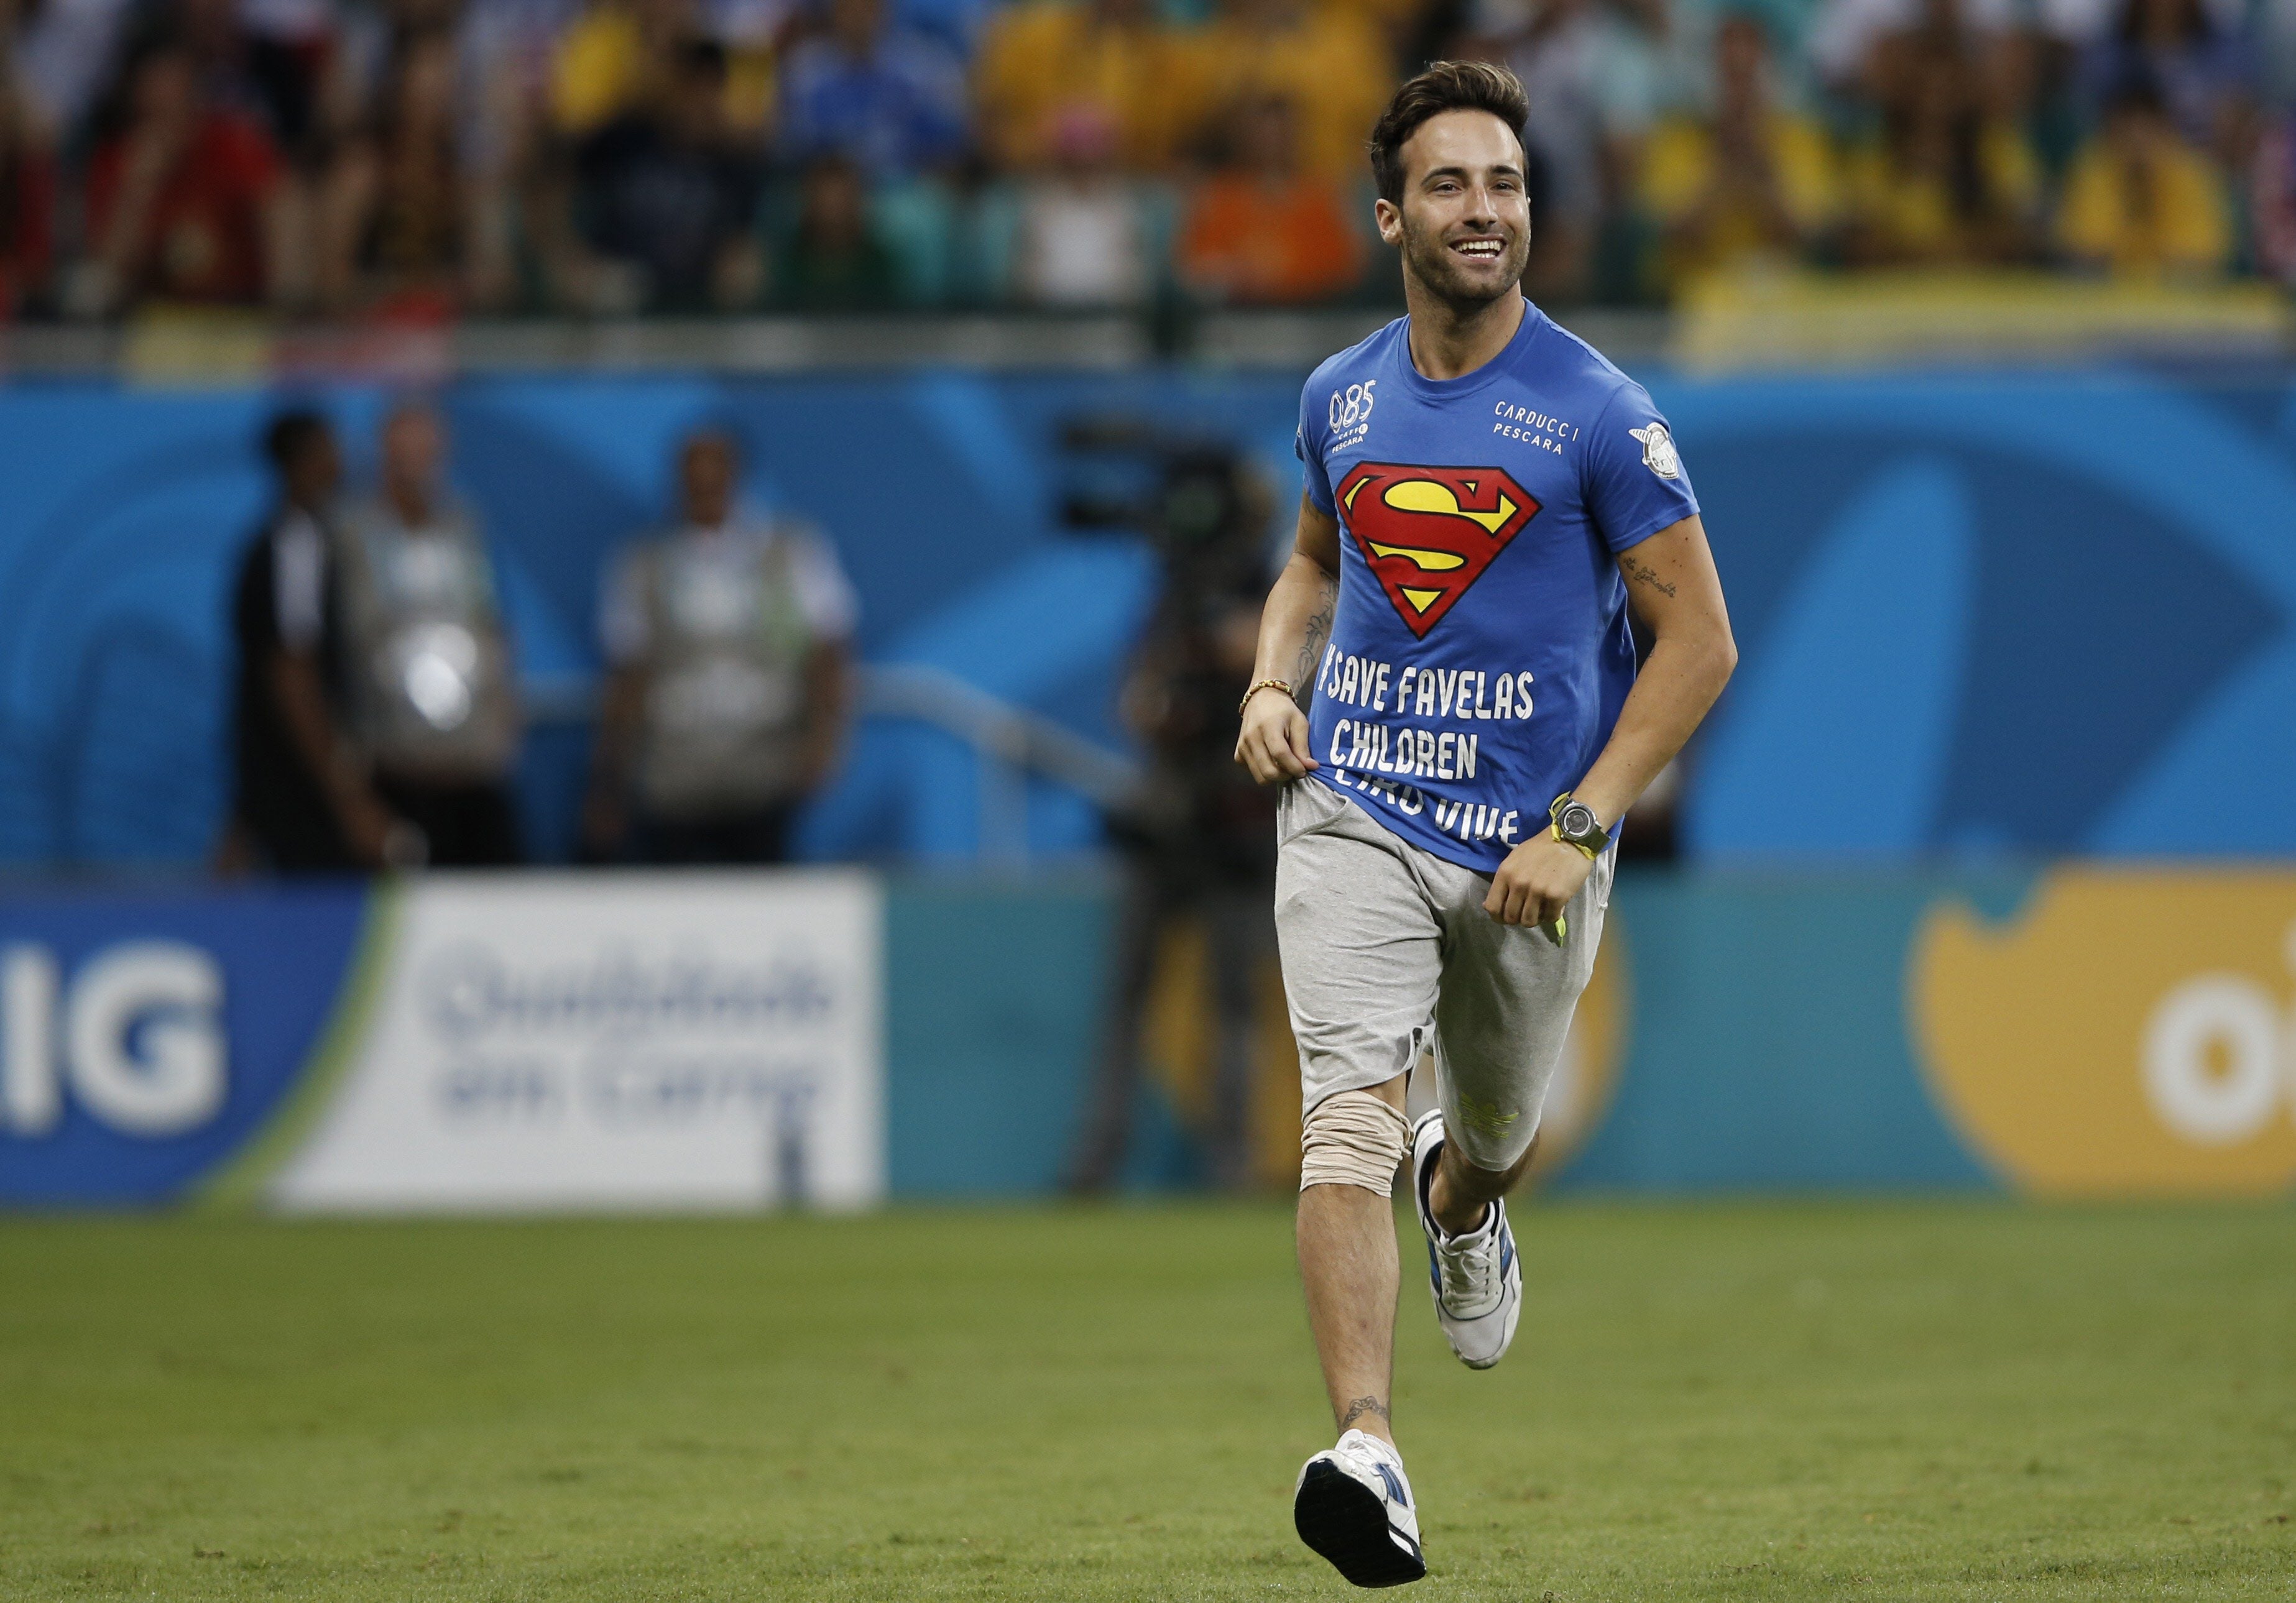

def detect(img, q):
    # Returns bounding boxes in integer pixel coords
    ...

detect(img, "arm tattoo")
[1622,554,1677,599]
[1339,1395,1390,1430]
[1291,574,1337,702]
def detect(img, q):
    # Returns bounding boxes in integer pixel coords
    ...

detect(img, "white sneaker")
[1411,1109,1522,1369]
[1293,1428,1426,1587]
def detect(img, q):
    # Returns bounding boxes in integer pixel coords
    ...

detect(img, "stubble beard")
[1401,217,1530,314]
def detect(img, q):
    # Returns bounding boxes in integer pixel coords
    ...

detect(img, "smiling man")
[1234,63,1736,1587]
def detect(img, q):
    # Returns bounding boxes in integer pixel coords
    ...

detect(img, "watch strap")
[1548,792,1610,859]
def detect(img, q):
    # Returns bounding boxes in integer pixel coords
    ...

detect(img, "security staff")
[1064,446,1280,1196]
[334,402,525,866]
[582,428,856,865]
[227,410,410,872]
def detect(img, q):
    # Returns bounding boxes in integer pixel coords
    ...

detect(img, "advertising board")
[0,883,368,1205]
[0,873,882,1210]
[4,868,2292,1205]
[272,873,883,1211]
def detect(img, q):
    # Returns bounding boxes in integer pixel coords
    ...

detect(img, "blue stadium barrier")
[11,865,2292,1206]
[0,362,2290,867]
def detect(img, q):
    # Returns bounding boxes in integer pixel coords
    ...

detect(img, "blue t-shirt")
[1294,300,1699,874]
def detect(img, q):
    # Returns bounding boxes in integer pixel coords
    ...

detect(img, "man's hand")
[338,791,401,872]
[579,788,627,860]
[1234,686,1318,784]
[1484,833,1593,927]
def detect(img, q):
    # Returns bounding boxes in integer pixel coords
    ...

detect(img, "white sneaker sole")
[1293,1457,1426,1587]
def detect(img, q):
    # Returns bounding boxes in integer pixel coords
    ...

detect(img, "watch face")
[1561,804,1597,839]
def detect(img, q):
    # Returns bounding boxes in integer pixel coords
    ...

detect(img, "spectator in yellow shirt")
[552,0,682,135]
[975,0,1197,170]
[1189,0,1396,183]
[1639,13,1840,288]
[1841,45,2044,265]
[1329,0,1439,51]
[2057,73,2230,277]
[552,0,777,140]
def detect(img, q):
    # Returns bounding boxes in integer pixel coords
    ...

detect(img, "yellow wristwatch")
[1548,793,1611,859]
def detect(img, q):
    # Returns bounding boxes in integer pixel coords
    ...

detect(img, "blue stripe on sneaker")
[1373,1462,1409,1508]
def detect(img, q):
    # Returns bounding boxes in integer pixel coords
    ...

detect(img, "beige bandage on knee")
[1299,1090,1411,1194]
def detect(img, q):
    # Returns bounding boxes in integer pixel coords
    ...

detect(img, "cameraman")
[1067,446,1281,1193]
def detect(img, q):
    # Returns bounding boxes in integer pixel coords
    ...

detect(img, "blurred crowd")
[2,0,2294,321]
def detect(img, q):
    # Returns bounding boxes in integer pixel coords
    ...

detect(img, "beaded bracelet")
[1237,678,1293,719]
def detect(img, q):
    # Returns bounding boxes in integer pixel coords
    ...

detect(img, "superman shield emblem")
[1336,462,1539,638]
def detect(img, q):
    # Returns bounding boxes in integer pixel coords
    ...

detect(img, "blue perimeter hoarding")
[8,867,2296,1206]
[0,361,2291,868]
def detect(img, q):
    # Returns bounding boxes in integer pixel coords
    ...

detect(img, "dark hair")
[2116,0,2208,46]
[2105,64,2167,117]
[1368,61,1530,203]
[680,418,746,465]
[263,409,333,471]
[675,36,729,79]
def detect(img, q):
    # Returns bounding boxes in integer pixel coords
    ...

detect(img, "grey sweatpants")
[1274,778,1611,1172]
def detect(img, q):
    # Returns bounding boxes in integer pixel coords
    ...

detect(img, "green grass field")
[1,1201,2290,1601]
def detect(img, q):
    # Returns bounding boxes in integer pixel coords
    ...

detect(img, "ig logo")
[2142,924,2296,1144]
[1,942,228,1137]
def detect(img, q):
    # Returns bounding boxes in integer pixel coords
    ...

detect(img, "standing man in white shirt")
[583,427,859,865]
[334,402,526,867]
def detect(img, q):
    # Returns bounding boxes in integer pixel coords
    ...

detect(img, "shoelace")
[1435,1212,1504,1313]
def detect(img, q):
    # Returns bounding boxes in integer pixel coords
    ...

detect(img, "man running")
[1235,62,1737,1587]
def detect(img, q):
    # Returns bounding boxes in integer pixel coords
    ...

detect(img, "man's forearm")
[799,643,852,781]
[1252,552,1339,704]
[585,667,647,794]
[1572,627,1735,829]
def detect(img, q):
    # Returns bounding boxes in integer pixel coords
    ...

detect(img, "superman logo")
[1336,462,1539,638]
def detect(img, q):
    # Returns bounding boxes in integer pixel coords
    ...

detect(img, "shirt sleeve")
[599,544,650,667]
[786,527,860,642]
[1583,380,1700,554]
[271,515,326,653]
[1295,376,1335,517]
